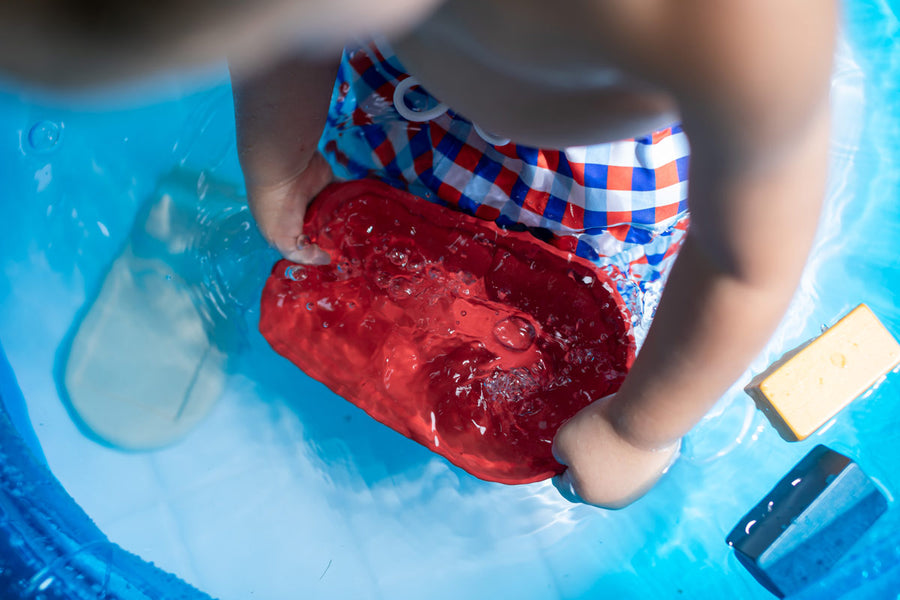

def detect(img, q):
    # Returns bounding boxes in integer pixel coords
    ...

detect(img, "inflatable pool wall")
[0,341,213,600]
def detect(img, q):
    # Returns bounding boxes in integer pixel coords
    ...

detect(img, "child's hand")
[231,56,340,265]
[246,151,334,265]
[552,396,679,509]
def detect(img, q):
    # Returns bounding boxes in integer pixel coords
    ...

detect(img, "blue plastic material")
[0,343,45,464]
[785,531,900,600]
[0,340,215,600]
[727,445,889,598]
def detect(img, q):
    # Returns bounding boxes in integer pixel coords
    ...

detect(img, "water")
[1,5,900,599]
[260,184,630,483]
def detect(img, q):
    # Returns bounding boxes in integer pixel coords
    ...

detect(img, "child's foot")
[62,172,269,450]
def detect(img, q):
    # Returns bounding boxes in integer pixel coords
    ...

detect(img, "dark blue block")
[727,445,889,598]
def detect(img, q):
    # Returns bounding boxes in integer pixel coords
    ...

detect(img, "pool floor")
[1,13,899,599]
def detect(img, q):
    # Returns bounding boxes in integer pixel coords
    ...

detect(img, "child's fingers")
[285,240,331,265]
[250,152,335,263]
[551,470,585,504]
[550,435,567,466]
[551,434,586,504]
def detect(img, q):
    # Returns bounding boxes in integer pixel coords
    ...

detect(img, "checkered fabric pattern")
[319,40,692,287]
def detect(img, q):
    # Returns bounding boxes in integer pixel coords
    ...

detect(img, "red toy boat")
[259,180,635,484]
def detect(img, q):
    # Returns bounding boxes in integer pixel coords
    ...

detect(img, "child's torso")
[393,0,680,149]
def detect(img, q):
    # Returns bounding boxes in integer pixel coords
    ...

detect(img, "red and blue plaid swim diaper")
[318,39,692,294]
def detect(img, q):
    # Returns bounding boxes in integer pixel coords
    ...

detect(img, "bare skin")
[232,56,339,264]
[0,0,443,86]
[230,0,837,508]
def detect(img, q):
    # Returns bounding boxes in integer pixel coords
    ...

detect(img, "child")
[3,0,837,508]
[231,1,835,508]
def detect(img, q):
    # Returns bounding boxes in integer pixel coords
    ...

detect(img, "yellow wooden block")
[745,304,900,441]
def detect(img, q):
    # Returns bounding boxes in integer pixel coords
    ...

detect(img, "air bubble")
[285,266,308,282]
[27,120,63,152]
[387,248,409,268]
[492,316,536,351]
[388,276,416,300]
[374,271,391,289]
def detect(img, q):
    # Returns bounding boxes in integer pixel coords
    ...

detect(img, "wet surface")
[260,180,635,483]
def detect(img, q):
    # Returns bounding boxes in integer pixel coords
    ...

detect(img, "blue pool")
[1,3,899,598]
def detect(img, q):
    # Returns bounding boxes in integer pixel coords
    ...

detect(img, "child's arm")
[231,54,340,263]
[553,0,836,508]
